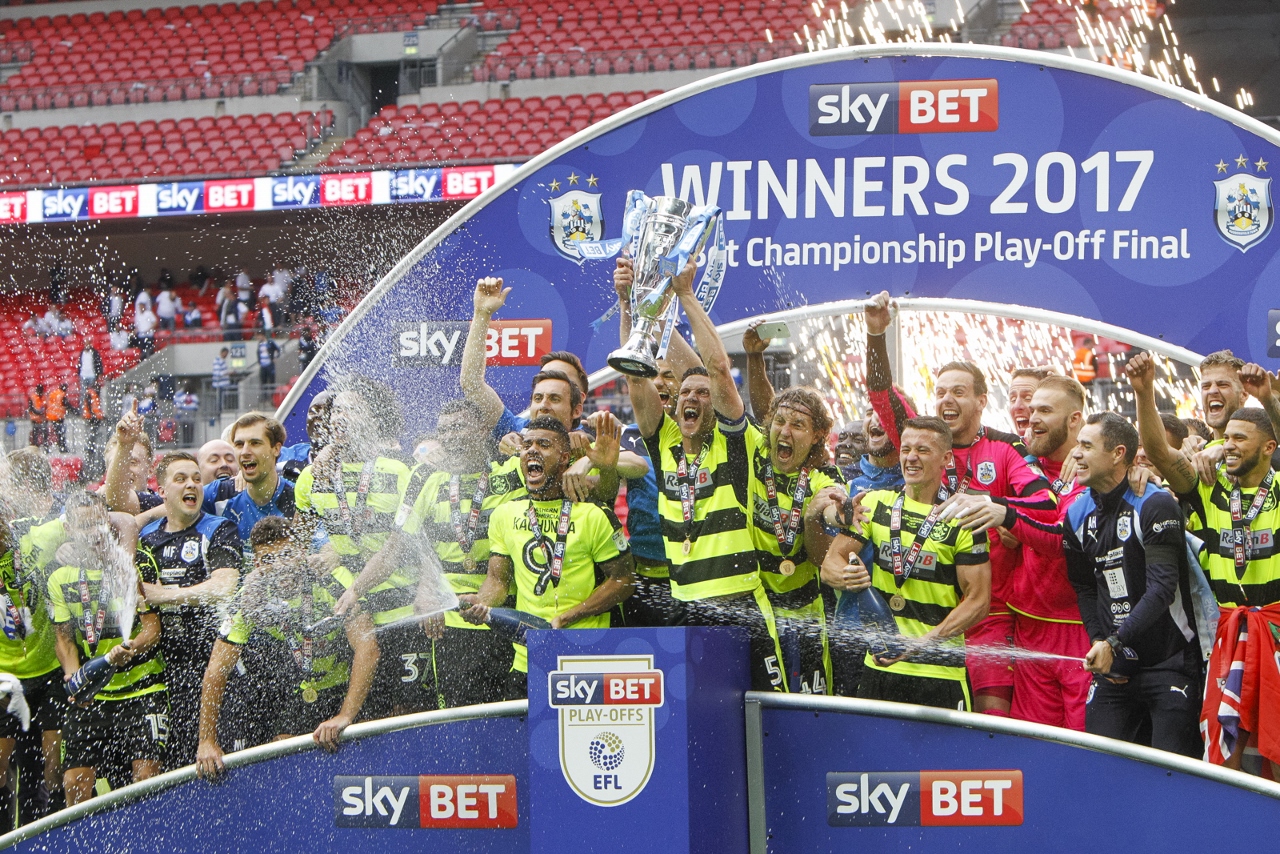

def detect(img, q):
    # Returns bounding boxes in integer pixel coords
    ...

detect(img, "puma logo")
[1170,684,1189,698]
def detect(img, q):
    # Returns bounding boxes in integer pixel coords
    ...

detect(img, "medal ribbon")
[761,462,810,556]
[331,460,377,538]
[1230,469,1274,579]
[939,427,985,501]
[449,472,490,561]
[78,566,106,654]
[284,592,315,673]
[889,488,959,589]
[528,499,573,596]
[675,441,711,545]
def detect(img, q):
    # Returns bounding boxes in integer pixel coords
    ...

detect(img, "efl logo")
[809,79,998,136]
[334,774,518,829]
[827,770,1023,827]
[549,654,663,806]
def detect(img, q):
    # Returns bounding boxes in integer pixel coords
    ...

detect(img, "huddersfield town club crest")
[549,189,603,260]
[1214,173,1273,252]
[976,460,997,486]
[547,654,663,806]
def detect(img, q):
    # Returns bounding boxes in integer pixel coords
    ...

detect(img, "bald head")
[198,439,238,483]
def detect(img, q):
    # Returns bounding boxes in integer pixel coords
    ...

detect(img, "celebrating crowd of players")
[0,258,1278,826]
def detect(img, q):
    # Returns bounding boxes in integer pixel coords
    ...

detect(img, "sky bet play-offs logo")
[827,770,1023,827]
[334,774,518,829]
[548,654,664,806]
[392,319,552,368]
[809,79,998,136]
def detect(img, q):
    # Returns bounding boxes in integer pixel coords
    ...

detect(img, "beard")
[1027,420,1069,457]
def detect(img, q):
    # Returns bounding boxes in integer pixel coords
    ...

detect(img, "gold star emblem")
[1256,158,1269,172]
[1236,154,1249,168]
[549,179,561,191]
[1216,159,1228,173]
[567,173,579,185]
[587,174,598,187]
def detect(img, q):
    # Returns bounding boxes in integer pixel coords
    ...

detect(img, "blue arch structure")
[280,43,1280,440]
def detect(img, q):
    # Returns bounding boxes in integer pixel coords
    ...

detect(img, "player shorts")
[857,665,970,712]
[669,586,786,692]
[0,670,66,739]
[415,628,515,710]
[62,691,169,770]
[965,611,1015,693]
[1010,615,1091,731]
[621,574,679,627]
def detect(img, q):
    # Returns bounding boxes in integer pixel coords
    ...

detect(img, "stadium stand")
[999,0,1163,51]
[0,290,141,417]
[0,110,334,188]
[324,91,660,167]
[473,0,805,81]
[0,0,446,110]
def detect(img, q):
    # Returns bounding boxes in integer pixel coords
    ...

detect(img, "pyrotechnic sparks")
[780,309,1200,433]
[789,0,1251,108]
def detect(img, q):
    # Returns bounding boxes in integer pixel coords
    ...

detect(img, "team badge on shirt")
[976,461,996,485]
[1214,169,1272,252]
[181,540,201,562]
[1116,515,1132,542]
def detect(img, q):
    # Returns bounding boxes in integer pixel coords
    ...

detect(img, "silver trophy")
[608,196,719,378]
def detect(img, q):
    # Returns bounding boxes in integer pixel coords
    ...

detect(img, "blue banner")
[285,47,1280,439]
[154,181,205,216]
[269,174,322,209]
[390,168,444,202]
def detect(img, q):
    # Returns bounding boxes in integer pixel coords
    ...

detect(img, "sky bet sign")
[827,770,1024,827]
[6,164,517,224]
[334,774,519,829]
[809,78,998,135]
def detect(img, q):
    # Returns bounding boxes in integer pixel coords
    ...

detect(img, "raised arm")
[102,401,144,514]
[459,277,510,433]
[674,261,742,420]
[1124,352,1198,494]
[864,292,912,447]
[628,372,665,441]
[743,319,775,419]
[1240,363,1280,440]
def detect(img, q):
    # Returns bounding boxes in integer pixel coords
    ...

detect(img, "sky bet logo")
[271,175,319,208]
[827,770,1023,827]
[393,319,551,368]
[156,182,204,215]
[334,775,518,829]
[809,79,998,136]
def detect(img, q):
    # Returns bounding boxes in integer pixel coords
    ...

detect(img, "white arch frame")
[279,43,1271,419]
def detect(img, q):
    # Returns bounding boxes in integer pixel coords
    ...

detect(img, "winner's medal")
[302,685,318,703]
[682,537,691,555]
[779,559,796,576]
[889,594,906,612]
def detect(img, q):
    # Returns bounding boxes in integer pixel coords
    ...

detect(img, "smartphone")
[754,320,791,341]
